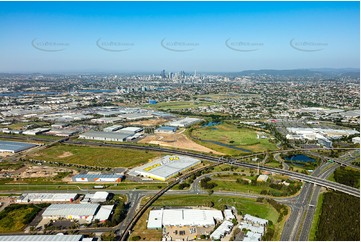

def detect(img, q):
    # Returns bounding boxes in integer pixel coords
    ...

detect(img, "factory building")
[352,137,360,144]
[0,235,83,241]
[155,126,177,133]
[239,214,268,241]
[42,204,99,223]
[16,193,78,203]
[93,205,114,223]
[128,155,201,181]
[318,137,333,148]
[117,127,143,134]
[22,128,50,135]
[46,129,79,137]
[81,192,110,203]
[224,209,235,221]
[210,220,234,240]
[168,117,202,128]
[78,131,131,142]
[147,208,223,229]
[0,141,37,153]
[103,125,123,132]
[72,174,124,183]
[118,112,153,121]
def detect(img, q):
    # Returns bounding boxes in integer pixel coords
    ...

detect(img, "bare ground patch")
[138,133,224,155]
[58,151,73,158]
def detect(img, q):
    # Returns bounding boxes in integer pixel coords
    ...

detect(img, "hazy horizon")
[0,1,359,73]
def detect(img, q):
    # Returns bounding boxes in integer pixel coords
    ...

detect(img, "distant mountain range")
[235,68,360,78]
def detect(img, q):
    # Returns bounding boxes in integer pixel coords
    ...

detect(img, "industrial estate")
[0,68,359,242]
[0,1,360,242]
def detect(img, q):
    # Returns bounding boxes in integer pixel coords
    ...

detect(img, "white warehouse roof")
[243,214,268,226]
[43,204,99,217]
[147,209,223,229]
[210,220,233,240]
[17,193,78,203]
[94,205,114,222]
[129,155,201,181]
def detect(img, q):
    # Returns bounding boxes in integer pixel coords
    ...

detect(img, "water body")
[199,139,252,153]
[202,121,221,127]
[285,154,315,162]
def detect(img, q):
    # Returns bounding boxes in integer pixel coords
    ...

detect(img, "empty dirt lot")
[138,132,224,155]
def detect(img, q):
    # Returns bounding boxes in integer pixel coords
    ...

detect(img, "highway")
[65,140,360,197]
[280,160,339,241]
[1,136,359,240]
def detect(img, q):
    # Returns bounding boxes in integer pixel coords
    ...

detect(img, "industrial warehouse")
[147,208,224,229]
[72,173,124,182]
[78,131,131,142]
[128,155,201,181]
[0,140,37,153]
[41,203,114,224]
[167,117,202,127]
[16,193,78,203]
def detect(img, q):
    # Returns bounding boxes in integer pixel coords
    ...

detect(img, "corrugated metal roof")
[42,204,99,217]
[73,174,123,179]
[0,141,36,152]
[94,205,114,221]
[129,155,200,180]
[79,131,131,139]
[0,235,83,241]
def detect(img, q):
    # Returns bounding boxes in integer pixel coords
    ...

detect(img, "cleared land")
[138,131,223,155]
[190,123,278,155]
[27,144,161,168]
[126,118,168,127]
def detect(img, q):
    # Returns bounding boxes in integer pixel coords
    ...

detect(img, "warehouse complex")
[147,208,223,229]
[168,117,202,127]
[0,140,37,153]
[42,204,100,223]
[16,193,78,203]
[72,173,124,182]
[81,192,110,203]
[240,214,269,241]
[128,155,201,181]
[78,131,131,142]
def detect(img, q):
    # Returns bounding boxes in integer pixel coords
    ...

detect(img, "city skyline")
[0,1,359,72]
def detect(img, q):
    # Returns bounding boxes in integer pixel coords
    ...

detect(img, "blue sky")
[0,1,359,73]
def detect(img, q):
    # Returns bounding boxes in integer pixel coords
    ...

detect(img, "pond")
[202,121,221,127]
[285,154,315,162]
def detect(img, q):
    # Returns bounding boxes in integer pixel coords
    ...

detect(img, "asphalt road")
[281,161,339,241]
[65,140,360,197]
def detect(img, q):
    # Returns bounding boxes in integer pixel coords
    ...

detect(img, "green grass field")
[190,123,277,155]
[211,176,278,194]
[26,144,161,168]
[0,204,45,232]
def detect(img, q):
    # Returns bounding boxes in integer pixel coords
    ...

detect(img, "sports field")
[190,123,278,155]
[27,144,161,168]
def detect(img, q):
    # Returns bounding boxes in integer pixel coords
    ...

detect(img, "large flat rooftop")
[0,140,37,153]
